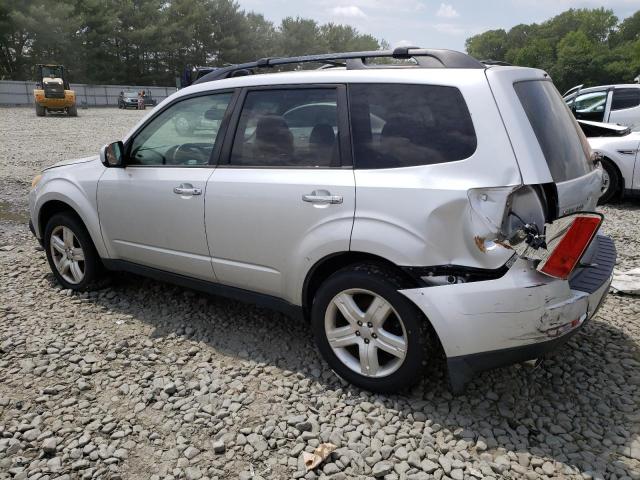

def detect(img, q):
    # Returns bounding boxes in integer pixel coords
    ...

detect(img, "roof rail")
[194,47,485,84]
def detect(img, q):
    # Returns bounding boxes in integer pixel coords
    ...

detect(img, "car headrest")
[309,124,335,146]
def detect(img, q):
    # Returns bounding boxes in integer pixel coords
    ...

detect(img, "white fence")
[0,80,176,106]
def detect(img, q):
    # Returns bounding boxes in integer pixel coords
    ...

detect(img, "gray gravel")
[1,107,640,479]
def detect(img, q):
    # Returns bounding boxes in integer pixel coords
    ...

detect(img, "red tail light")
[538,214,602,280]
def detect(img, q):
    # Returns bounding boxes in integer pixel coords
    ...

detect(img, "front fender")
[32,177,109,258]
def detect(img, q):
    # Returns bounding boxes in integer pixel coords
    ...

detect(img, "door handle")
[302,190,343,204]
[173,183,202,196]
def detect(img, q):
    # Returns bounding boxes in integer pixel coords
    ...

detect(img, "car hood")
[43,155,99,171]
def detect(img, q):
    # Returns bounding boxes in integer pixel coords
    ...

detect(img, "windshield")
[41,66,63,78]
[515,80,593,182]
[123,91,138,97]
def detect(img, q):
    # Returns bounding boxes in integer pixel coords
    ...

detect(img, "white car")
[565,84,640,130]
[29,48,615,393]
[579,120,640,203]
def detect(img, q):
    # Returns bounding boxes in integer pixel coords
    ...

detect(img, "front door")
[205,86,355,302]
[98,92,234,280]
[572,90,609,122]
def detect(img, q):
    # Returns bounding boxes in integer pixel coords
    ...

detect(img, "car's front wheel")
[311,264,430,392]
[598,159,621,204]
[44,212,103,291]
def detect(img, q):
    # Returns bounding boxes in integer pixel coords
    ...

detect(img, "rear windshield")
[514,80,593,182]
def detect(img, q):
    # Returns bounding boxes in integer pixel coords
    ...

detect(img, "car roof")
[175,65,539,99]
[575,84,640,93]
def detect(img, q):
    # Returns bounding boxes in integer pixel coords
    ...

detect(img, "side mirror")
[100,141,125,168]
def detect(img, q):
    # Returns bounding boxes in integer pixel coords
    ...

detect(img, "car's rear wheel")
[68,104,78,117]
[598,159,621,204]
[35,104,45,117]
[311,264,430,392]
[44,212,103,291]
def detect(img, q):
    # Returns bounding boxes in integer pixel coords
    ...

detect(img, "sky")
[235,0,639,51]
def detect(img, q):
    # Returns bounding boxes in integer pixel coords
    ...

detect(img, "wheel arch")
[301,251,421,320]
[600,155,625,195]
[36,193,108,258]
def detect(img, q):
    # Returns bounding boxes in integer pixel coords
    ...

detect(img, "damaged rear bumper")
[399,234,616,393]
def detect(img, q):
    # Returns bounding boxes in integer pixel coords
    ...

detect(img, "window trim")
[218,83,353,170]
[123,89,240,168]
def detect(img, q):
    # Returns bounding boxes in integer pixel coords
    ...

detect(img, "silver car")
[29,48,615,393]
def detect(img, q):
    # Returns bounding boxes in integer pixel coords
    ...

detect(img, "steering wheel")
[131,147,166,165]
[166,143,209,165]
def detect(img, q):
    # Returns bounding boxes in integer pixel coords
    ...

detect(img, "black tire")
[311,263,431,392]
[598,159,621,205]
[68,104,78,117]
[44,212,103,291]
[35,104,45,117]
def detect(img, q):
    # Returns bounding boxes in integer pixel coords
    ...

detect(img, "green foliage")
[465,8,640,92]
[465,29,508,61]
[0,0,382,84]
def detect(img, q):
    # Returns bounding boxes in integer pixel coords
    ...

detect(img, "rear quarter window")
[514,80,593,182]
[349,84,477,169]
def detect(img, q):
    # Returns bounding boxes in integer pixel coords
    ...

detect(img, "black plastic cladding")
[194,47,485,84]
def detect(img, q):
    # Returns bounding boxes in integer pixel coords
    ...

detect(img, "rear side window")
[349,84,476,169]
[514,80,593,182]
[230,88,340,167]
[611,88,640,111]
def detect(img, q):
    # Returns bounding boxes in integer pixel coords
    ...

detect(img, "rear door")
[608,88,640,130]
[487,68,602,216]
[205,85,355,303]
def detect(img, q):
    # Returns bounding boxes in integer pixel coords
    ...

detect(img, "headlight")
[31,174,42,189]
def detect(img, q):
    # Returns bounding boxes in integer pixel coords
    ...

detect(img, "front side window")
[348,84,476,169]
[611,88,640,111]
[570,90,608,121]
[128,93,232,166]
[230,88,340,167]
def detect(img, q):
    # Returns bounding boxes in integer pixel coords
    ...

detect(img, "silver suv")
[29,48,616,393]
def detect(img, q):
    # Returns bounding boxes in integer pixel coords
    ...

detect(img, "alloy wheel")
[324,288,407,378]
[50,225,85,284]
[600,168,610,196]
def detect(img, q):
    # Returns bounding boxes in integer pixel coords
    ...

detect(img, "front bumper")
[36,97,74,108]
[400,234,616,392]
[29,219,43,247]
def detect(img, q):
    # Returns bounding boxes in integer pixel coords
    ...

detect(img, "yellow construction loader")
[33,64,77,116]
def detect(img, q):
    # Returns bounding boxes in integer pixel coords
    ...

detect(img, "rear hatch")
[486,67,602,218]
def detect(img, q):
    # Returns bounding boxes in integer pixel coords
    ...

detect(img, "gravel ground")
[1,107,640,480]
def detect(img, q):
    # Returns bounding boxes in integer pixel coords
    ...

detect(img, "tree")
[0,0,381,84]
[465,29,507,61]
[464,7,639,92]
[320,23,378,53]
[551,30,600,90]
[278,17,327,57]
